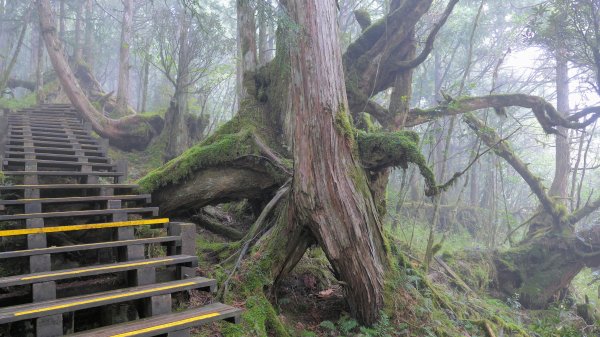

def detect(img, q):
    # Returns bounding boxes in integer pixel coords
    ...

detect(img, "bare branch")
[393,0,459,71]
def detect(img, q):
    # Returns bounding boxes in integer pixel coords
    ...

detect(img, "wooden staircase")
[0,104,241,336]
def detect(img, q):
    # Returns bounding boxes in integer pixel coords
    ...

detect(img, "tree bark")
[116,0,133,115]
[549,53,570,199]
[37,0,162,151]
[236,0,257,101]
[164,9,191,162]
[74,0,83,61]
[287,0,386,324]
[35,22,44,104]
[83,0,94,66]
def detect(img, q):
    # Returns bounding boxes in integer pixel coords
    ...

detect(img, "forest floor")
[104,129,600,337]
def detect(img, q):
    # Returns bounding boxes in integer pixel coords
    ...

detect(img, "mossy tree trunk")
[464,112,600,308]
[286,0,387,324]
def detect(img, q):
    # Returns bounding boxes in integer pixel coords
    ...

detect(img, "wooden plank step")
[0,207,159,221]
[72,303,241,337]
[3,158,116,170]
[6,140,103,150]
[1,171,124,178]
[5,151,109,162]
[0,236,179,259]
[9,120,85,126]
[0,218,169,237]
[9,125,88,134]
[0,183,136,191]
[8,135,97,144]
[9,123,86,131]
[9,130,89,139]
[8,118,81,124]
[0,254,195,287]
[0,277,214,324]
[0,194,146,206]
[5,145,105,156]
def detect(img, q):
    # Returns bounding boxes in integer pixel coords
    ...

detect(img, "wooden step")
[0,183,135,191]
[8,135,98,144]
[0,277,215,324]
[0,194,148,206]
[9,124,86,132]
[3,158,116,170]
[9,131,93,140]
[0,218,170,237]
[0,236,179,259]
[9,126,88,135]
[6,139,103,150]
[0,255,196,287]
[0,207,159,221]
[72,303,241,337]
[0,171,124,181]
[5,145,105,156]
[5,151,110,162]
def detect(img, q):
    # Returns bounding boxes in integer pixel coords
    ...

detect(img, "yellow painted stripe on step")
[14,281,197,316]
[0,218,169,237]
[20,258,175,281]
[111,312,222,337]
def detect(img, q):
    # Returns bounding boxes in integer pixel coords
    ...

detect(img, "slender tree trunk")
[83,0,94,66]
[258,4,268,66]
[0,18,28,93]
[35,22,44,104]
[164,10,191,161]
[287,0,386,324]
[116,0,133,115]
[236,0,257,100]
[549,53,570,199]
[59,0,65,43]
[74,0,83,61]
[140,54,150,113]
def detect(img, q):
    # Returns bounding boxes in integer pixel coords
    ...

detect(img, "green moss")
[138,130,256,192]
[356,130,438,195]
[334,105,356,144]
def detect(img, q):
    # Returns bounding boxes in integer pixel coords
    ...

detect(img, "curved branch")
[406,94,600,132]
[394,0,460,71]
[569,196,600,224]
[37,0,160,151]
[463,113,561,221]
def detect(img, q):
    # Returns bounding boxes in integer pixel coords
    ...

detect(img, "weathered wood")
[0,255,197,287]
[0,277,215,324]
[287,0,385,324]
[71,303,242,336]
[0,236,180,259]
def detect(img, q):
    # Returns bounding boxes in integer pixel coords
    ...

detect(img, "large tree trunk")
[116,0,133,116]
[37,0,162,151]
[287,0,386,324]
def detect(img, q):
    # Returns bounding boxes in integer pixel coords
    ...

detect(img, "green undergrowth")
[109,130,168,181]
[189,215,590,336]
